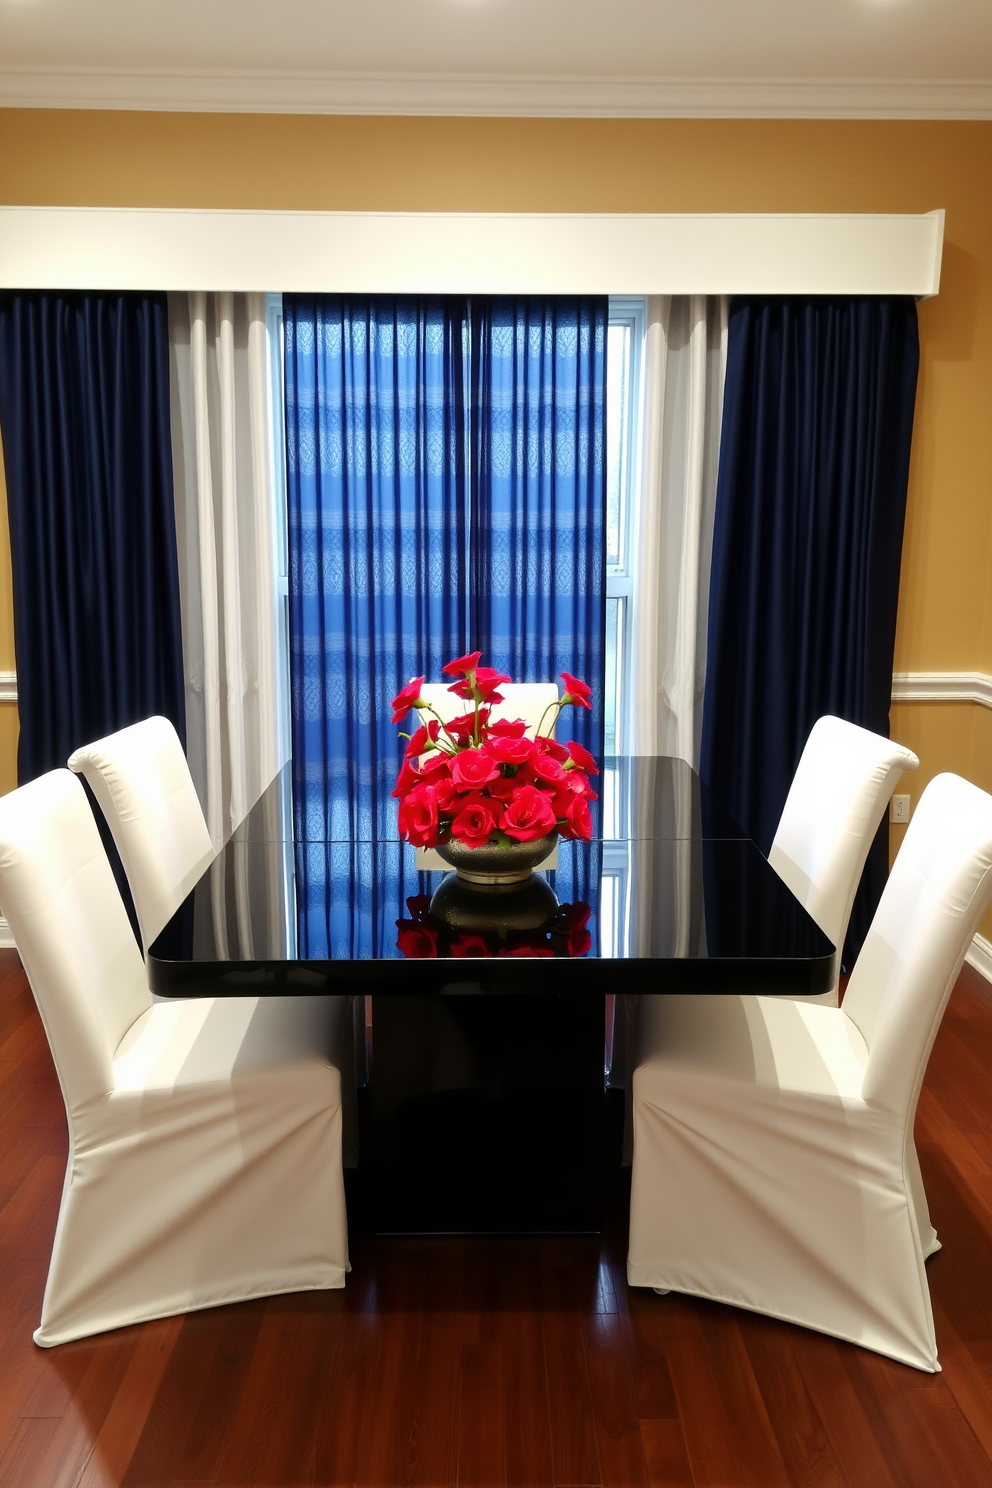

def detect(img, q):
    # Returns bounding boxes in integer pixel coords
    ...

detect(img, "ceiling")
[0,0,990,117]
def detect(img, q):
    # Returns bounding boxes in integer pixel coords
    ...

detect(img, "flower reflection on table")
[396,893,593,960]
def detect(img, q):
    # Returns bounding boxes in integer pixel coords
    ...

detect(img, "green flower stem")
[535,699,563,739]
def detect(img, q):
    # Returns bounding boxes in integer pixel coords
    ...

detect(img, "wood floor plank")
[75,1317,184,1488]
[540,1248,601,1488]
[694,1310,791,1488]
[741,1316,855,1488]
[655,1297,745,1488]
[639,1420,693,1488]
[493,1240,553,1488]
[458,1340,506,1488]
[582,1309,649,1488]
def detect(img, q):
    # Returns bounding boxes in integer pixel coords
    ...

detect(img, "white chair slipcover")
[769,715,919,1005]
[0,770,349,1347]
[68,715,215,951]
[628,772,992,1372]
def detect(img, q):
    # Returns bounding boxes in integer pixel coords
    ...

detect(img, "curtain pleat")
[631,295,728,767]
[700,296,919,963]
[469,297,607,760]
[168,292,289,848]
[0,292,185,784]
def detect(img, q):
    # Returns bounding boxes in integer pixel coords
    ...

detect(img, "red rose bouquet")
[389,652,598,850]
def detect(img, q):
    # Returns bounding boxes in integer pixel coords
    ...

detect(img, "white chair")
[769,716,919,1005]
[0,769,350,1347]
[417,681,560,738]
[68,716,215,952]
[628,772,992,1372]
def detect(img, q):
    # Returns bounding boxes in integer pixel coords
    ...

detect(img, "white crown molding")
[0,207,944,297]
[967,932,992,985]
[891,671,992,708]
[0,68,991,120]
[0,672,16,703]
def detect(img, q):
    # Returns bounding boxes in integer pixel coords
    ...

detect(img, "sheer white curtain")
[169,291,289,845]
[631,295,729,768]
[614,296,728,1137]
[169,293,292,958]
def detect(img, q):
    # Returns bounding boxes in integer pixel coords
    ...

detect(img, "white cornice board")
[0,71,991,121]
[0,208,944,298]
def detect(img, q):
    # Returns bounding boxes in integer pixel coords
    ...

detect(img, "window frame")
[605,295,646,759]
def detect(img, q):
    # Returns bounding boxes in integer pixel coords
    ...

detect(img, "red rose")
[441,651,482,678]
[450,933,493,957]
[403,720,442,761]
[535,735,570,763]
[565,740,599,775]
[450,748,500,790]
[433,777,459,814]
[560,672,592,711]
[565,769,598,802]
[486,717,528,739]
[419,751,452,780]
[396,922,439,958]
[474,667,511,699]
[527,752,568,787]
[447,666,511,703]
[499,945,555,957]
[405,894,434,922]
[565,795,593,841]
[451,798,499,847]
[397,783,439,847]
[391,759,423,798]
[502,785,557,842]
[567,925,592,957]
[391,676,426,724]
[445,709,487,744]
[484,735,535,766]
[487,776,517,800]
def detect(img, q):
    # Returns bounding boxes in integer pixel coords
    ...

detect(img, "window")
[604,297,646,759]
[601,298,646,970]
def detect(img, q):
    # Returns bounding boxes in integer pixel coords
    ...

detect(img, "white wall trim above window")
[0,207,944,298]
[891,670,992,708]
[0,71,990,122]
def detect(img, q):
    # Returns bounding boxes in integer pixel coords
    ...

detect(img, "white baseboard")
[0,916,14,950]
[966,932,992,985]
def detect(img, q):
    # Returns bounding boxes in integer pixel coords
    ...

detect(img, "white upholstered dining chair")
[628,771,992,1371]
[68,715,215,952]
[768,715,918,1005]
[0,769,350,1347]
[417,681,560,737]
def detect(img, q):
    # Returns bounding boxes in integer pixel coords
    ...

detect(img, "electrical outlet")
[891,794,910,824]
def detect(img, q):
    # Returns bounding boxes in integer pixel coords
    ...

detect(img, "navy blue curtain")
[284,295,606,959]
[700,296,919,963]
[0,292,186,783]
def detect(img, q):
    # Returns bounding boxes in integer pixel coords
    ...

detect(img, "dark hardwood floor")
[3,949,992,1487]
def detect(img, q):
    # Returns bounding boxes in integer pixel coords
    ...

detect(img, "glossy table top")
[149,756,834,997]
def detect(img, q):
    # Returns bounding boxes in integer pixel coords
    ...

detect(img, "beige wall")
[1,110,990,926]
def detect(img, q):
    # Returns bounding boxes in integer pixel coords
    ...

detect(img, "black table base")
[371,991,606,1235]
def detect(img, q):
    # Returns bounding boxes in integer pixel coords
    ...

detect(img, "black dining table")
[149,756,833,1237]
